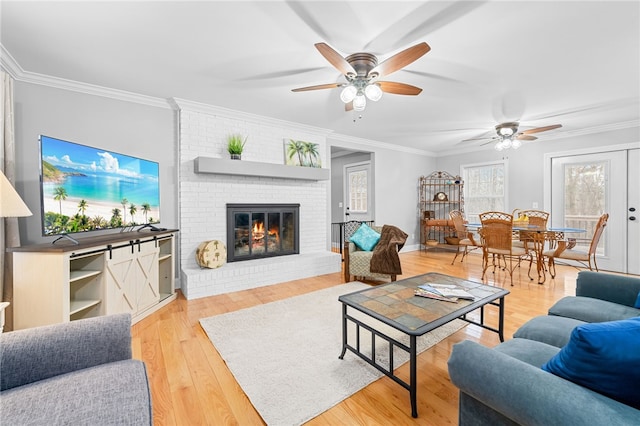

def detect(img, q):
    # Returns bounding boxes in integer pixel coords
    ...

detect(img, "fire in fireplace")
[226,204,299,262]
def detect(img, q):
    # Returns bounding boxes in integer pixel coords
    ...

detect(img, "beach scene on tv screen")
[40,136,160,235]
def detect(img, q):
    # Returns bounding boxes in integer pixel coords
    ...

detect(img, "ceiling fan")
[291,42,430,112]
[462,122,563,151]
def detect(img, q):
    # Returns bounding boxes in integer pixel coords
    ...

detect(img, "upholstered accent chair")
[344,225,398,282]
[0,314,152,425]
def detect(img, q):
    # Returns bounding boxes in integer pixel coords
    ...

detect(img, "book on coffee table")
[414,288,459,303]
[429,284,476,300]
[417,283,476,301]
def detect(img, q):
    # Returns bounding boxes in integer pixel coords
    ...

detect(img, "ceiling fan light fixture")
[494,142,504,151]
[364,83,383,102]
[340,85,357,103]
[353,93,366,111]
[498,127,514,136]
[511,139,522,149]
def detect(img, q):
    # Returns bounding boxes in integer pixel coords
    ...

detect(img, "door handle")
[629,207,636,212]
[630,216,636,221]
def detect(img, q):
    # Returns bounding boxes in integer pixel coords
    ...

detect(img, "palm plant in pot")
[227,134,247,160]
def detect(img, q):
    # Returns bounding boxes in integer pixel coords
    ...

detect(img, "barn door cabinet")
[10,230,177,330]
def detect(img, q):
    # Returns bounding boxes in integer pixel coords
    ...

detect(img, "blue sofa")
[0,314,153,425]
[448,271,640,425]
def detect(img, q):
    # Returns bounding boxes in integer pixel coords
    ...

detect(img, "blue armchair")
[0,314,153,425]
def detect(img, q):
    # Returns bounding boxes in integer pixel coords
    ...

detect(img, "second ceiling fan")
[292,42,430,111]
[463,122,563,151]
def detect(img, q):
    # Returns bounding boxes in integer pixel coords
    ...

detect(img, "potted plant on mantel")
[227,134,247,160]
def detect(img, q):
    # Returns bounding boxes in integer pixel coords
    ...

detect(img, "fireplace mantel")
[194,157,330,181]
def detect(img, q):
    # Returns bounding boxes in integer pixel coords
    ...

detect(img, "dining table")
[465,223,586,283]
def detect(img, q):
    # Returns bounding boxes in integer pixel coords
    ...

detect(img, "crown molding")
[1,43,171,109]
[171,98,334,137]
[542,119,640,141]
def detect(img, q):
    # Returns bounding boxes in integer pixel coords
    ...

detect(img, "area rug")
[199,282,466,426]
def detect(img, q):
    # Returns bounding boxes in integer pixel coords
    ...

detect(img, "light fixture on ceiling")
[292,43,430,113]
[494,122,521,151]
[339,79,383,112]
[494,136,522,151]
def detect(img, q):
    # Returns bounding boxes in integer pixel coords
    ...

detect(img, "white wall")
[329,136,436,249]
[13,82,178,245]
[436,126,640,212]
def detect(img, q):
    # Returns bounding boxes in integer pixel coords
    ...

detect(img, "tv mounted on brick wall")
[39,135,161,243]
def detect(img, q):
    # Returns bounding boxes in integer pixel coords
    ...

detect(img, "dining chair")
[512,209,551,270]
[448,210,481,264]
[512,209,550,246]
[479,211,529,286]
[543,213,609,277]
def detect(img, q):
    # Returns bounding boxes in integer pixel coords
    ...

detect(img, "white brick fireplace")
[174,99,341,299]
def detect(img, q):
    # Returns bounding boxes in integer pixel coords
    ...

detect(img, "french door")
[549,148,639,273]
[628,149,639,275]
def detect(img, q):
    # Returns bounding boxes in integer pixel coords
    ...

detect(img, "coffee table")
[338,272,509,418]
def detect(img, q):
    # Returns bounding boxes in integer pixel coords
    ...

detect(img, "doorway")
[330,148,375,223]
[330,147,375,253]
[547,147,639,273]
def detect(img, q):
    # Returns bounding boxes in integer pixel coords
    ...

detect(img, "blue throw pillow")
[350,223,381,251]
[541,317,640,409]
[634,291,640,309]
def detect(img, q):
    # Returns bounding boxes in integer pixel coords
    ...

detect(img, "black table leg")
[410,335,418,418]
[339,303,347,359]
[498,296,505,342]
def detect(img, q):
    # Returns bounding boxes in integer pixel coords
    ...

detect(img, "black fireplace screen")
[227,204,299,262]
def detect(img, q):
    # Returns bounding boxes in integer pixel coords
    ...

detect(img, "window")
[348,169,368,213]
[461,161,507,224]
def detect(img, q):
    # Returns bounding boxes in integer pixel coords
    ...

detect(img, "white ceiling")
[1,1,639,154]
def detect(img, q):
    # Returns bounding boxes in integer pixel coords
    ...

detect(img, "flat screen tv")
[39,135,161,238]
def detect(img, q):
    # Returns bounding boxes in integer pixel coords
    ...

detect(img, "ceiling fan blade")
[378,81,422,95]
[368,42,431,79]
[238,67,328,82]
[291,83,342,92]
[345,101,353,112]
[516,134,538,141]
[480,138,500,146]
[460,135,495,143]
[521,124,562,135]
[314,43,356,77]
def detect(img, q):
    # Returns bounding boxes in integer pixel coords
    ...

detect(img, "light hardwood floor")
[131,249,582,425]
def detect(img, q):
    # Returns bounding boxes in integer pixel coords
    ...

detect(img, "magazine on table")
[414,288,459,303]
[417,283,476,301]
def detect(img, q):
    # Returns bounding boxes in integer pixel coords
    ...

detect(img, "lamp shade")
[0,170,32,217]
[353,93,366,111]
[340,85,357,103]
[364,83,383,101]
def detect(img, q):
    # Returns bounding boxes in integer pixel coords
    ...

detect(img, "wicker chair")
[511,209,551,270]
[449,210,481,264]
[543,213,609,277]
[343,225,397,282]
[479,212,529,286]
[512,209,550,247]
